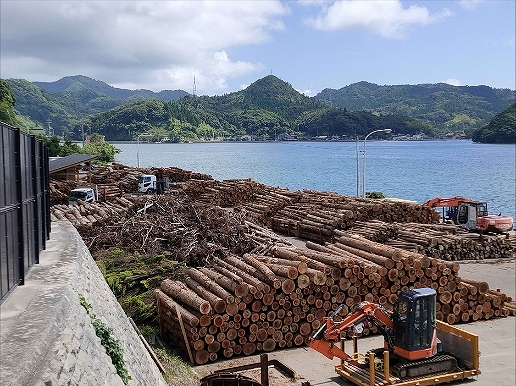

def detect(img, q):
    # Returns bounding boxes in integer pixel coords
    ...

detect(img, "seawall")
[0,220,167,386]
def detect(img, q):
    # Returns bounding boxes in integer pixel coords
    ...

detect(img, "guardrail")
[0,123,50,304]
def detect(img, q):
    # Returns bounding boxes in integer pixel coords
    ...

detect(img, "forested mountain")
[315,82,515,133]
[34,75,188,102]
[86,76,428,141]
[472,102,516,144]
[4,74,514,142]
[6,78,80,133]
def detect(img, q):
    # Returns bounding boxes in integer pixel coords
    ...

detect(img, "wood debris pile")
[64,194,266,266]
[155,234,513,365]
[49,180,78,205]
[346,220,514,260]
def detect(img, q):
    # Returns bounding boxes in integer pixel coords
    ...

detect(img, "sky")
[1,0,514,96]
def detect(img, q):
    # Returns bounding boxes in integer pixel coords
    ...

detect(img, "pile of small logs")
[155,234,513,365]
[49,179,77,205]
[347,220,514,260]
[179,179,439,244]
[183,179,266,207]
[323,235,512,323]
[91,163,213,193]
[51,196,136,227]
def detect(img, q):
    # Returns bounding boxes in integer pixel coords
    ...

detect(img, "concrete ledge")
[0,220,167,386]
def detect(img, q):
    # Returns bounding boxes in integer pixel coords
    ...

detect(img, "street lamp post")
[137,133,152,168]
[362,128,392,198]
[355,129,359,197]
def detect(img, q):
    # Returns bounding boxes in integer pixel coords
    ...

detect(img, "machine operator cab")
[392,288,440,360]
[456,202,487,229]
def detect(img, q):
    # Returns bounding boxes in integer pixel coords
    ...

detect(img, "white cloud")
[459,0,483,11]
[304,0,452,39]
[0,1,287,94]
[444,78,462,86]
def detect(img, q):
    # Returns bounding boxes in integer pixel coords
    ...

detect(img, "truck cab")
[138,174,157,193]
[69,186,98,204]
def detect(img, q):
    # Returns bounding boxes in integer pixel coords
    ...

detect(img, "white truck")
[138,174,170,194]
[68,185,98,204]
[138,174,158,194]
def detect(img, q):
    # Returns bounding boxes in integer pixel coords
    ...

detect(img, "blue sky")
[1,1,514,96]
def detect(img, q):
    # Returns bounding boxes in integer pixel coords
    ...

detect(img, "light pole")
[355,129,359,197]
[362,128,392,198]
[137,133,152,168]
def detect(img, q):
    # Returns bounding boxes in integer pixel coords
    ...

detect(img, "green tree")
[0,79,17,125]
[82,140,120,163]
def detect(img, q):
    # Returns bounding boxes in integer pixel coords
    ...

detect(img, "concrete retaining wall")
[0,220,167,386]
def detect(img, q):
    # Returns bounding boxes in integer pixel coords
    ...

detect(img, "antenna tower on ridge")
[193,75,197,96]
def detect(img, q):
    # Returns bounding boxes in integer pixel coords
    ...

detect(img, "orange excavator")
[422,196,513,234]
[309,288,481,385]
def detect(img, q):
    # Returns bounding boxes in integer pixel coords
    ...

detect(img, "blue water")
[114,140,516,219]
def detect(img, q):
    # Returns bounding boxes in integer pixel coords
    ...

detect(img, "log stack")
[347,220,514,260]
[155,235,513,365]
[154,254,333,365]
[51,196,137,226]
[183,179,265,207]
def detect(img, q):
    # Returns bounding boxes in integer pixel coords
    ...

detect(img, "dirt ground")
[195,259,516,386]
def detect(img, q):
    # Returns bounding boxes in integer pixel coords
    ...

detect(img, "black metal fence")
[0,123,50,304]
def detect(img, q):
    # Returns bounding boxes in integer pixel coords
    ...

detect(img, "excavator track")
[390,354,458,379]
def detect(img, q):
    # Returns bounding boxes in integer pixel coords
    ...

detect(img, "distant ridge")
[33,75,189,101]
[315,81,515,130]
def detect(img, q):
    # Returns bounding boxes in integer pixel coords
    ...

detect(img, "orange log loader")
[422,196,513,234]
[309,288,481,386]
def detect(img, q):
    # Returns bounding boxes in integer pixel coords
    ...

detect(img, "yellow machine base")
[335,363,480,386]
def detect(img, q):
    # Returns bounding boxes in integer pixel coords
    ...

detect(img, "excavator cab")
[392,288,437,360]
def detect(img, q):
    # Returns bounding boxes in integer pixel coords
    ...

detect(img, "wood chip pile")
[346,220,514,260]
[155,234,514,365]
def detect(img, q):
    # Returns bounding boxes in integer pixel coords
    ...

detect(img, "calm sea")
[114,140,516,220]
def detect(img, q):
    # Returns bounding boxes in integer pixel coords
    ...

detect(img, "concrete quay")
[0,220,167,386]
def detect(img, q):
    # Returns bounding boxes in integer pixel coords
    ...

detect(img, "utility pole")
[81,120,84,147]
[46,119,52,137]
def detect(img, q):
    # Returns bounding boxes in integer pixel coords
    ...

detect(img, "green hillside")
[6,78,80,134]
[4,74,514,142]
[315,81,515,134]
[86,76,427,141]
[472,102,516,144]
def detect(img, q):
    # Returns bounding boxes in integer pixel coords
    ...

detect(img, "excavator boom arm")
[309,302,394,362]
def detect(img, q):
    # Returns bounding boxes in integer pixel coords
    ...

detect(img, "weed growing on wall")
[79,294,131,384]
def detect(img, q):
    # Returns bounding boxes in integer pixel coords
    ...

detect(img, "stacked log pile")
[49,179,77,205]
[346,220,514,260]
[51,196,136,227]
[92,164,213,192]
[154,250,332,365]
[182,179,266,207]
[179,179,439,242]
[155,234,513,365]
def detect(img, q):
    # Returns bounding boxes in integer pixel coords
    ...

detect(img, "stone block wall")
[0,220,167,386]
